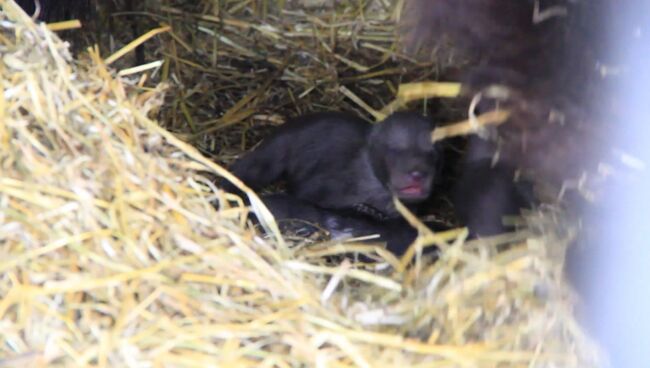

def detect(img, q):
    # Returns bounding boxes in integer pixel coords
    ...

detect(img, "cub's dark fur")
[452,136,534,237]
[228,112,439,219]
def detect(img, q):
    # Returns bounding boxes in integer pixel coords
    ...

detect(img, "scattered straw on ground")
[0,1,602,367]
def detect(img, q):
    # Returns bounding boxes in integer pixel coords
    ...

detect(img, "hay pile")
[0,1,601,367]
[145,1,464,165]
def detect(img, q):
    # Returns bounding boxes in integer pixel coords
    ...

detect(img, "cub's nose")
[409,170,425,181]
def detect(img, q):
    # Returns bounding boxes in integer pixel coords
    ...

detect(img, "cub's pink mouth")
[399,184,424,196]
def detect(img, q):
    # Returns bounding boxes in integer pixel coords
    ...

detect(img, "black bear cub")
[228,111,439,220]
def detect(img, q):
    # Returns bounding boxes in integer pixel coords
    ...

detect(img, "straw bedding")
[0,1,601,366]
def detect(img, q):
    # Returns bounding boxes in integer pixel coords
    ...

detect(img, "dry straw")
[0,0,601,367]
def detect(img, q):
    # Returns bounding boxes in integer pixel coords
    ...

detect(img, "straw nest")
[0,1,601,367]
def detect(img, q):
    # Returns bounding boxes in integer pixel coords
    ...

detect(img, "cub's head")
[367,112,438,203]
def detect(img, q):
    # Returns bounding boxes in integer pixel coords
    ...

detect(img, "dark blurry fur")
[260,194,438,256]
[401,0,567,87]
[228,112,439,220]
[399,0,610,191]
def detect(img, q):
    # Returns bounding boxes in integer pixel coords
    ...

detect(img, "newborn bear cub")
[229,111,439,219]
